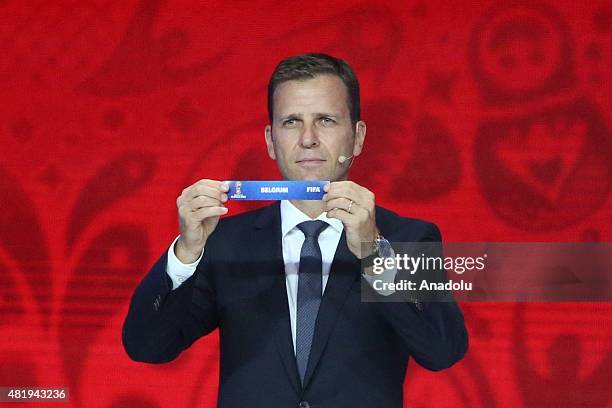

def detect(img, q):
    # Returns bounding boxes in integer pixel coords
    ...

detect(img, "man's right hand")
[175,179,229,263]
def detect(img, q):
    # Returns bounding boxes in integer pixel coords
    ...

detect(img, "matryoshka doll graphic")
[470,1,611,231]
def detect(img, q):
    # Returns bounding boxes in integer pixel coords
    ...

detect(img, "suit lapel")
[302,230,360,388]
[251,203,302,395]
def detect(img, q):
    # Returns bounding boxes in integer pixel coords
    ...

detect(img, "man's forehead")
[274,74,346,94]
[273,75,349,115]
[279,111,340,119]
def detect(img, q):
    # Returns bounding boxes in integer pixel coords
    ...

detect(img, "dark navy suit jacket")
[123,203,468,408]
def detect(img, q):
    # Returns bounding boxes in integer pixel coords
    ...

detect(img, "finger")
[191,206,228,221]
[324,197,353,212]
[187,184,228,203]
[324,180,351,197]
[323,189,371,211]
[326,207,355,224]
[348,203,370,219]
[322,186,352,202]
[324,181,367,201]
[187,179,227,196]
[194,179,226,190]
[328,186,374,214]
[189,195,225,211]
[181,193,227,210]
[329,202,370,223]
[178,190,223,208]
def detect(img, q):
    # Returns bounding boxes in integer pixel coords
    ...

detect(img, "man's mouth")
[296,159,326,166]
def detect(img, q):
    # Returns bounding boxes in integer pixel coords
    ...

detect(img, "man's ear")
[352,120,366,157]
[264,125,276,160]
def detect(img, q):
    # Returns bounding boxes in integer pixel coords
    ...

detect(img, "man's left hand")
[323,181,378,259]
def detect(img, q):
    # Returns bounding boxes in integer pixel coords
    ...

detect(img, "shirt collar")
[280,200,343,238]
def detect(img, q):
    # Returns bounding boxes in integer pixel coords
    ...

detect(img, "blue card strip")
[227,180,329,200]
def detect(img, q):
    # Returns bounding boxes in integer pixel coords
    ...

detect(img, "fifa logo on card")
[306,186,321,192]
[230,181,247,199]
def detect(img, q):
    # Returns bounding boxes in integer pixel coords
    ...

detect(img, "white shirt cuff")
[166,236,203,290]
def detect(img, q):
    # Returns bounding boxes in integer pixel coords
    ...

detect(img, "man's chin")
[301,174,325,181]
[283,170,327,181]
[282,167,342,181]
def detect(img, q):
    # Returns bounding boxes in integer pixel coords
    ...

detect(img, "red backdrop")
[1,0,611,406]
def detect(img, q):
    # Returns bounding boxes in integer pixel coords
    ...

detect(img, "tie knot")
[297,220,328,239]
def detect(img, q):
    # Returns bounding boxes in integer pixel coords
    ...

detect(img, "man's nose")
[299,123,319,148]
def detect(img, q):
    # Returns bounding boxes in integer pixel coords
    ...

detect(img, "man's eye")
[320,117,335,126]
[283,119,297,127]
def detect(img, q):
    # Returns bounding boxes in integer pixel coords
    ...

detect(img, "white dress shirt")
[166,200,395,353]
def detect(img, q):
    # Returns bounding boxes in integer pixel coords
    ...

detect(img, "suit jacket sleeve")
[366,219,468,371]
[122,243,218,363]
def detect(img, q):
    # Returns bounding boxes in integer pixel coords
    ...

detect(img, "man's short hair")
[267,53,360,125]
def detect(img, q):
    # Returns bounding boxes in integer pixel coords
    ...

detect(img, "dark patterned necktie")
[295,220,328,383]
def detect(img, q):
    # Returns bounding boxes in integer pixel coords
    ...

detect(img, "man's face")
[265,75,366,181]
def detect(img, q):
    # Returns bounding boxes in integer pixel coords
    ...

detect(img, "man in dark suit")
[123,53,468,408]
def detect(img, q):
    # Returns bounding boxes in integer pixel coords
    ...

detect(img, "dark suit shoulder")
[375,205,441,242]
